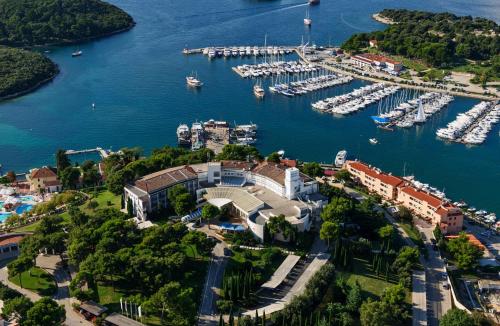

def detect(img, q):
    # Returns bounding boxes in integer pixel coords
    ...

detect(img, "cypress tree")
[219,314,224,326]
[262,310,266,326]
[255,309,259,325]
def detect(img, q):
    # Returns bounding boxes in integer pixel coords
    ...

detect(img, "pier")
[457,103,499,144]
[65,147,111,159]
[182,45,296,59]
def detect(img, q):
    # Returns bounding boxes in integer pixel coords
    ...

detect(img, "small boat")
[186,72,203,87]
[277,149,285,157]
[92,103,95,109]
[72,50,82,57]
[304,9,312,26]
[334,150,347,167]
[369,138,378,145]
[177,124,191,146]
[309,0,320,5]
[254,81,265,98]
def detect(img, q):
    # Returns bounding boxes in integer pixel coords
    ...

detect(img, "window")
[2,247,9,253]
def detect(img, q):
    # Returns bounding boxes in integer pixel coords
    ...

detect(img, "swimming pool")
[0,212,12,223]
[15,204,33,215]
[19,195,35,203]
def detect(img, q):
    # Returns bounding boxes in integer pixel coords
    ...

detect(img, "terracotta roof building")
[26,166,61,193]
[345,161,404,200]
[0,234,25,261]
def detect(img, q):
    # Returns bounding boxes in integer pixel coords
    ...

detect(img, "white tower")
[285,167,302,199]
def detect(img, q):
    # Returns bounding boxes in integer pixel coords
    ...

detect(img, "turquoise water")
[0,0,498,214]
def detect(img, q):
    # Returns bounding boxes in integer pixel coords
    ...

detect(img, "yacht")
[334,150,347,167]
[186,72,203,87]
[253,81,265,98]
[176,124,191,146]
[304,9,312,26]
[72,50,83,57]
[208,48,216,58]
[369,138,378,145]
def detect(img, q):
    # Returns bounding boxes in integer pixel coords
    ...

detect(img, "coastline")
[0,67,59,102]
[0,23,135,102]
[372,13,394,25]
[295,50,499,101]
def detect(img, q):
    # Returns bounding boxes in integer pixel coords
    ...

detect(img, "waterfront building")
[124,161,326,241]
[345,161,404,200]
[345,160,463,234]
[397,186,463,234]
[352,53,403,72]
[26,166,61,193]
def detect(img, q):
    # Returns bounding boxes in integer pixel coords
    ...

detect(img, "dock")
[65,147,111,159]
[457,103,499,144]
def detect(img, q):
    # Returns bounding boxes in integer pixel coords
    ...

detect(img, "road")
[197,242,229,326]
[0,256,92,326]
[412,270,427,326]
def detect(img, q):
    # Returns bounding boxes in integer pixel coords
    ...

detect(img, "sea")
[0,0,499,213]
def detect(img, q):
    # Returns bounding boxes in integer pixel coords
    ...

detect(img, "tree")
[267,215,295,242]
[143,282,195,324]
[301,162,323,178]
[23,297,65,326]
[321,197,352,223]
[320,221,340,247]
[335,169,351,183]
[174,193,195,216]
[359,300,394,326]
[6,171,16,183]
[397,206,413,222]
[127,198,134,217]
[216,145,262,161]
[202,204,219,227]
[59,166,80,189]
[2,295,33,319]
[267,152,281,163]
[168,184,189,204]
[440,308,475,326]
[345,282,362,313]
[55,149,71,175]
[446,232,483,270]
[378,225,394,243]
[7,256,33,288]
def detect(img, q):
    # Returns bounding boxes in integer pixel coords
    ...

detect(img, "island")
[342,9,499,89]
[0,0,135,100]
[0,47,59,99]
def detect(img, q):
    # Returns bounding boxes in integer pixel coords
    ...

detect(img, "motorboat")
[369,138,378,145]
[186,72,203,87]
[309,0,320,5]
[177,124,191,146]
[304,9,312,26]
[72,50,82,57]
[334,150,347,167]
[253,84,265,98]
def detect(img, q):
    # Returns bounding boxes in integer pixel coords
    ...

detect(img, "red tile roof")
[347,161,404,187]
[280,159,297,168]
[221,160,255,170]
[134,166,197,193]
[358,53,401,65]
[445,234,485,251]
[399,186,442,208]
[0,235,24,247]
[31,167,57,179]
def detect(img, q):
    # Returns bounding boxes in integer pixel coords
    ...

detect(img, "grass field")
[400,222,424,247]
[9,267,57,296]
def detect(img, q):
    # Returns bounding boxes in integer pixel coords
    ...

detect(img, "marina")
[311,83,400,115]
[232,60,320,79]
[371,92,454,128]
[436,101,499,145]
[270,73,353,97]
[183,46,295,59]
[177,120,258,154]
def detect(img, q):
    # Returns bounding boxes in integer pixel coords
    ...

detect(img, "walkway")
[0,256,92,326]
[197,242,230,326]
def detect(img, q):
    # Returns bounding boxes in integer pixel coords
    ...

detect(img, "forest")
[0,46,58,98]
[342,9,499,68]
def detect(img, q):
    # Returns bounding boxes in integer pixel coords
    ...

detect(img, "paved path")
[412,270,427,326]
[0,256,91,326]
[197,242,230,326]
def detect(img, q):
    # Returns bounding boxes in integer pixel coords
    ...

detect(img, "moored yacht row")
[436,101,499,144]
[372,92,454,128]
[201,46,294,59]
[270,74,353,97]
[312,83,400,115]
[234,61,320,78]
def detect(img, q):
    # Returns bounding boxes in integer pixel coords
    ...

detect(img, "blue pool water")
[15,204,33,215]
[0,0,498,214]
[0,212,11,222]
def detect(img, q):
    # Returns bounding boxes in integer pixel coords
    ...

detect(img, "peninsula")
[0,0,135,100]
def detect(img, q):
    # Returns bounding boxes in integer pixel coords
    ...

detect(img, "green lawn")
[335,257,400,301]
[227,247,286,285]
[9,267,57,296]
[399,222,424,247]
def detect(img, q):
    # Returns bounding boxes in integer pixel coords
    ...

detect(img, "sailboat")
[414,99,426,124]
[304,9,312,26]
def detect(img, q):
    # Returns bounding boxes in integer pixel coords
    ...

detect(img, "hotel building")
[345,160,463,234]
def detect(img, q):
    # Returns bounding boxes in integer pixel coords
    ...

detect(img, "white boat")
[277,149,285,157]
[177,124,191,146]
[186,72,203,87]
[304,9,312,26]
[254,84,265,98]
[369,138,378,145]
[334,150,347,167]
[72,50,82,57]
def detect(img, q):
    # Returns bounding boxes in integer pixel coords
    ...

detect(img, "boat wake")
[340,13,366,31]
[178,2,308,19]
